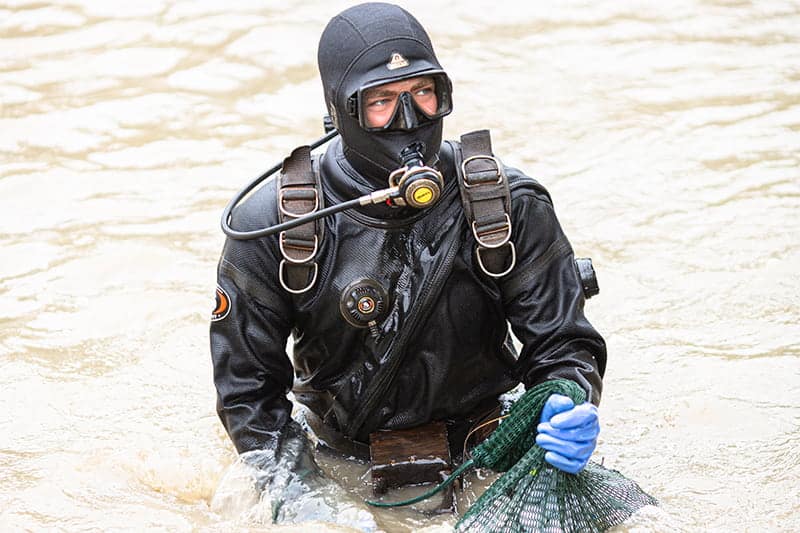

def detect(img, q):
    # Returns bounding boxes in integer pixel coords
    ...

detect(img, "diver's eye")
[415,85,434,97]
[367,98,392,108]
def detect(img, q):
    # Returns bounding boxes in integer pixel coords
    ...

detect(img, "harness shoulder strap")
[277,145,324,294]
[456,130,516,278]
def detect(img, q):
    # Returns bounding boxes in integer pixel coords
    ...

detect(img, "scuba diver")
[210,2,606,529]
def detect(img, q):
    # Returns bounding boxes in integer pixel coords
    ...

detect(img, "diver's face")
[362,76,438,129]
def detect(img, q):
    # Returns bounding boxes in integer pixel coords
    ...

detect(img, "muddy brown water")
[1,1,798,531]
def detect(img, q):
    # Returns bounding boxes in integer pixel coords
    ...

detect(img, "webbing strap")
[277,146,323,294]
[457,130,515,277]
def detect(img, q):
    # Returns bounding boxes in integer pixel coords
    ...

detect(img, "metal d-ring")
[279,259,318,294]
[471,214,512,249]
[279,232,319,264]
[461,155,504,188]
[476,242,516,278]
[278,186,319,218]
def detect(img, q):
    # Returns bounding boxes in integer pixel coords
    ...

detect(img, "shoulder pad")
[503,166,553,204]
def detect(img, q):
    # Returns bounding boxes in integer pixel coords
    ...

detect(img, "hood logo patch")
[211,285,230,321]
[387,52,409,70]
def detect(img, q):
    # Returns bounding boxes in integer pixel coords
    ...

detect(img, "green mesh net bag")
[367,379,658,533]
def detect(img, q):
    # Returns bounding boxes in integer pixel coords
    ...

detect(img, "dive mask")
[346,70,452,132]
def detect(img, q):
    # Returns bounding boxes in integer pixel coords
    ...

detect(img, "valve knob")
[340,278,389,330]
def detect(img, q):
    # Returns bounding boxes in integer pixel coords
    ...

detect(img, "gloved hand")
[535,393,599,474]
[240,422,378,531]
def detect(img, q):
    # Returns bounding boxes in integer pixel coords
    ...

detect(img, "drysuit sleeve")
[209,222,378,530]
[499,184,607,405]
[209,230,297,454]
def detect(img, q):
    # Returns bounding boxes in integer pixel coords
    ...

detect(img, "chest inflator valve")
[340,279,389,338]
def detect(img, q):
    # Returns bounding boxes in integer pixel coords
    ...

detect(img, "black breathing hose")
[224,197,364,240]
[220,128,441,240]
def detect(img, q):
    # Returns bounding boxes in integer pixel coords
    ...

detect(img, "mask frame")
[345,70,453,132]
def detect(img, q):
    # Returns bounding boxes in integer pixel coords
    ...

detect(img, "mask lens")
[352,72,452,131]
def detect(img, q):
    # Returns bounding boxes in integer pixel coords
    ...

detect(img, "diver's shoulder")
[502,165,553,206]
[446,132,552,205]
[229,174,280,231]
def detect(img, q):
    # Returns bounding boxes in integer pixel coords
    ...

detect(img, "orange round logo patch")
[211,286,230,321]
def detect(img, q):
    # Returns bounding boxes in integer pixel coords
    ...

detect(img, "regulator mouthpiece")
[388,143,444,209]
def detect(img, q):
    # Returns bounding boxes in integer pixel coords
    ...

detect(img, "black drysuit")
[210,136,607,458]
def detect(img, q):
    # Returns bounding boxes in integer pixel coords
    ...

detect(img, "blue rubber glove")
[535,393,599,474]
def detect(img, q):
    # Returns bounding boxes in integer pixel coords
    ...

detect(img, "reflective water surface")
[1,1,798,531]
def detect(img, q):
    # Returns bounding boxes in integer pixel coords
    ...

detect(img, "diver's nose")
[397,92,419,130]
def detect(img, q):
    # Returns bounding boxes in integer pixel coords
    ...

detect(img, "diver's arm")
[500,182,606,405]
[209,174,308,453]
[210,236,377,529]
[210,259,296,453]
[209,239,324,511]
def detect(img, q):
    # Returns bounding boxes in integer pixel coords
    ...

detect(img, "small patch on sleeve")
[211,285,231,321]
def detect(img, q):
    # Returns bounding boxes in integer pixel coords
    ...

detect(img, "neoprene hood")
[318,2,451,184]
